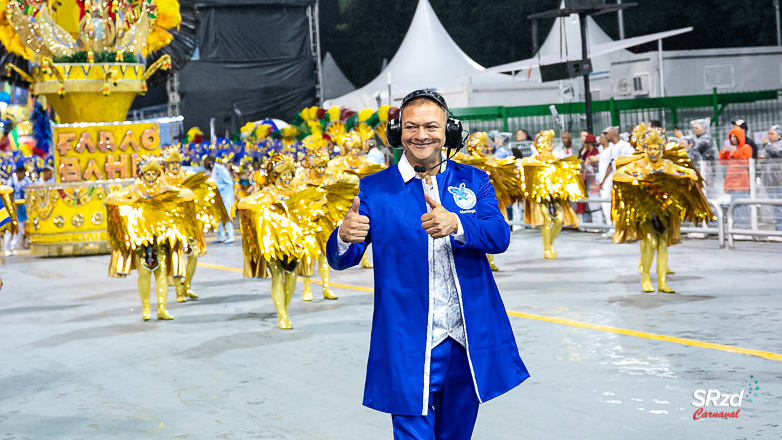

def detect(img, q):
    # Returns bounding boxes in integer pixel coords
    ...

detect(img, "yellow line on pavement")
[198,262,782,362]
[505,311,782,362]
[197,262,374,292]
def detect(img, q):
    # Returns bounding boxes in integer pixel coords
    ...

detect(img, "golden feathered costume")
[521,130,586,259]
[0,185,18,235]
[521,132,586,228]
[453,132,524,211]
[612,127,713,246]
[612,123,714,293]
[104,160,205,320]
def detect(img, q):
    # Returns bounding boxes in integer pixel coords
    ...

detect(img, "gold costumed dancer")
[293,136,359,301]
[162,149,231,302]
[238,154,329,329]
[521,130,586,259]
[612,124,713,293]
[0,185,18,237]
[327,132,385,268]
[104,160,205,320]
[454,132,524,270]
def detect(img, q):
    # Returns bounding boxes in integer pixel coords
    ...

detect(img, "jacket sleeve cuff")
[451,216,466,244]
[336,230,351,255]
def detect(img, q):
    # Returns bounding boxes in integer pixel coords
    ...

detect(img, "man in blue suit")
[326,90,528,439]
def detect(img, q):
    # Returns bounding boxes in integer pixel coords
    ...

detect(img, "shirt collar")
[398,151,448,183]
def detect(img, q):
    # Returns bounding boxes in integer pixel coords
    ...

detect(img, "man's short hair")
[649,120,663,128]
[400,90,448,121]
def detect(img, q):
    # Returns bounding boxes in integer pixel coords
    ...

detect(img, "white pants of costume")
[3,221,24,251]
[217,221,234,242]
[600,184,613,228]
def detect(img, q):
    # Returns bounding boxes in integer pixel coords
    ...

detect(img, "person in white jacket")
[203,156,235,244]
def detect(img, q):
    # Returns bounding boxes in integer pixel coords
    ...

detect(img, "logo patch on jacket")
[448,183,477,210]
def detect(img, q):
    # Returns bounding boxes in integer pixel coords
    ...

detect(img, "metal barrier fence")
[452,88,782,151]
[727,199,782,248]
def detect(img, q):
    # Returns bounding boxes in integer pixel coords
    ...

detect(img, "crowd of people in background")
[484,118,782,235]
[4,117,782,257]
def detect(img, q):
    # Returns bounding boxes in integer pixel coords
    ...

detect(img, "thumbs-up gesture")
[339,196,370,243]
[421,195,458,239]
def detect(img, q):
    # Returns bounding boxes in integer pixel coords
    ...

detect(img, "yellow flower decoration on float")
[144,0,181,55]
[326,106,340,123]
[378,105,391,122]
[358,108,374,123]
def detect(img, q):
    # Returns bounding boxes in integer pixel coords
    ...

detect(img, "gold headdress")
[339,131,363,155]
[534,130,555,151]
[466,132,487,154]
[266,154,296,182]
[141,159,162,174]
[631,123,666,150]
[165,149,184,163]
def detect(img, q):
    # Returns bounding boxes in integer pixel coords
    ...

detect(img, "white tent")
[325,0,693,109]
[483,22,692,74]
[323,0,512,110]
[322,52,356,100]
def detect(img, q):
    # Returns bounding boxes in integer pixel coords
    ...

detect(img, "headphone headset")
[386,89,465,151]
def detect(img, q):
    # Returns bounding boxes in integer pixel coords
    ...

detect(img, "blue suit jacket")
[326,161,529,415]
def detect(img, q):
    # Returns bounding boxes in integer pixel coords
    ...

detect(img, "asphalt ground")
[0,230,780,439]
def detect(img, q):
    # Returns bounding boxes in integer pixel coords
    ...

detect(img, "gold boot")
[184,251,199,299]
[641,273,654,292]
[174,277,187,303]
[136,254,153,320]
[139,278,152,321]
[540,202,561,259]
[302,277,313,301]
[154,261,173,320]
[639,225,657,293]
[360,252,373,269]
[488,254,499,271]
[656,230,675,293]
[319,257,338,300]
[270,261,292,329]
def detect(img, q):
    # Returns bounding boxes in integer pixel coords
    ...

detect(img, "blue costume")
[326,160,529,432]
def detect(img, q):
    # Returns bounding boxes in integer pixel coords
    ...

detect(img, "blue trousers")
[392,338,480,440]
[767,187,782,231]
[730,191,750,229]
[217,221,234,242]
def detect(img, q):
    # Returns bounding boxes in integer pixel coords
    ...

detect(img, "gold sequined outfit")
[521,130,586,259]
[612,124,713,293]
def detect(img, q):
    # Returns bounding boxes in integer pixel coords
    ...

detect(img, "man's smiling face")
[400,100,446,166]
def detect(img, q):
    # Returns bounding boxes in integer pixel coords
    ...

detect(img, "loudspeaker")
[567,0,606,8]
[539,59,593,82]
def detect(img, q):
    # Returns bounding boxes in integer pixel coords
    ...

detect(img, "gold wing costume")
[612,123,714,293]
[612,139,713,246]
[0,185,18,235]
[521,155,586,228]
[178,172,232,232]
[104,159,205,321]
[453,153,524,211]
[105,183,205,278]
[521,130,586,259]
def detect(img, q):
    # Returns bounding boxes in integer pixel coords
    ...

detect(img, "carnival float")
[0,0,195,256]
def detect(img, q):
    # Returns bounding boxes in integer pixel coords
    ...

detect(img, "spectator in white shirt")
[596,126,635,230]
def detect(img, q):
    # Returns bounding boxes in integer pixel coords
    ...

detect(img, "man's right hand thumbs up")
[339,196,370,243]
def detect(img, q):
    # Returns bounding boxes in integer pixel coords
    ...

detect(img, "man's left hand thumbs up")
[421,195,458,239]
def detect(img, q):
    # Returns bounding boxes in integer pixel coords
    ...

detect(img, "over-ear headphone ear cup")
[445,117,464,151]
[386,118,403,148]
